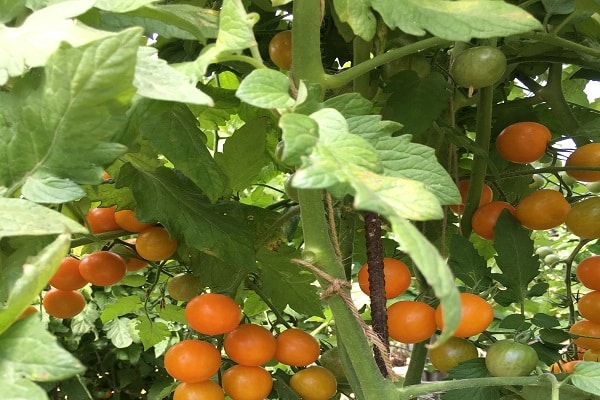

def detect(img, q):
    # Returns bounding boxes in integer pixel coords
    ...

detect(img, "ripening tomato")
[185,293,242,335]
[570,319,600,350]
[114,210,155,233]
[578,291,600,323]
[224,324,277,366]
[495,122,551,164]
[173,381,224,400]
[566,143,600,182]
[471,201,516,240]
[576,256,600,290]
[583,348,600,361]
[485,340,539,377]
[387,301,437,344]
[269,30,292,70]
[42,289,86,319]
[167,273,204,302]
[428,336,479,373]
[135,226,178,261]
[515,189,570,230]
[78,251,127,286]
[49,256,88,290]
[449,180,494,214]
[164,340,222,383]
[435,293,494,338]
[357,257,412,299]
[275,328,321,367]
[290,366,338,400]
[451,46,507,89]
[86,206,120,234]
[221,365,273,400]
[565,197,600,239]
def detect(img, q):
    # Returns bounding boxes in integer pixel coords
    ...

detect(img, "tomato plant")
[435,293,494,338]
[387,300,437,344]
[274,328,321,367]
[570,320,600,350]
[566,143,600,182]
[428,336,479,373]
[49,256,88,290]
[78,251,127,286]
[269,30,292,71]
[42,289,86,319]
[449,180,494,214]
[173,381,225,400]
[576,255,600,290]
[167,272,204,302]
[135,226,178,261]
[221,365,273,400]
[185,293,242,335]
[495,122,551,164]
[577,291,600,323]
[565,197,600,239]
[514,189,570,230]
[114,209,155,232]
[357,257,412,299]
[451,46,507,89]
[86,206,120,234]
[290,366,338,400]
[485,340,539,377]
[164,339,222,383]
[224,323,277,366]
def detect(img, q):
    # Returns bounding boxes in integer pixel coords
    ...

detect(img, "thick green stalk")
[403,341,428,386]
[460,85,494,237]
[538,63,581,138]
[291,0,326,85]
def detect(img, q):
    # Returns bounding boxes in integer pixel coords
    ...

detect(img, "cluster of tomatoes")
[165,292,338,400]
[452,122,600,241]
[38,206,177,319]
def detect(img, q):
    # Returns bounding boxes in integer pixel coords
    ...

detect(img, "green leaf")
[0,0,27,24]
[0,316,85,381]
[101,295,144,323]
[0,199,86,239]
[0,0,109,84]
[443,358,500,400]
[382,71,450,135]
[539,328,571,345]
[447,234,492,291]
[135,100,227,202]
[134,47,213,106]
[103,317,136,348]
[215,0,259,51]
[214,118,270,192]
[1,28,140,195]
[136,316,171,350]
[235,69,295,109]
[158,304,186,324]
[542,0,575,15]
[531,313,560,328]
[572,362,600,396]
[279,113,319,166]
[117,163,256,269]
[369,0,542,41]
[258,247,324,317]
[22,173,86,204]
[322,93,374,118]
[94,0,159,12]
[332,0,377,41]
[0,233,70,335]
[498,314,528,330]
[5,378,48,400]
[492,211,539,305]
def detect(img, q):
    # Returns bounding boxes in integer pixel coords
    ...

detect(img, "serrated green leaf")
[103,317,135,348]
[572,362,600,396]
[542,0,575,15]
[539,328,571,344]
[158,304,186,324]
[1,28,140,194]
[322,93,374,118]
[531,313,560,328]
[499,314,530,330]
[0,0,110,84]
[0,199,86,239]
[214,118,269,193]
[135,100,227,202]
[333,0,377,41]
[121,274,147,287]
[5,378,48,400]
[369,0,542,41]
[101,296,144,323]
[447,234,492,291]
[95,0,158,12]
[492,211,539,305]
[0,316,85,381]
[382,71,450,135]
[0,0,26,24]
[235,69,295,109]
[279,113,319,165]
[216,0,258,51]
[136,315,171,350]
[134,47,213,106]
[70,306,101,337]
[0,233,70,335]
[258,247,324,317]
[117,163,255,269]
[22,172,86,204]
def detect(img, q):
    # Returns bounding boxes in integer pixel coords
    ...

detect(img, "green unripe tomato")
[319,347,346,379]
[451,46,507,89]
[485,340,539,377]
[543,254,561,266]
[382,54,431,80]
[167,273,203,302]
[429,337,479,373]
[535,246,554,258]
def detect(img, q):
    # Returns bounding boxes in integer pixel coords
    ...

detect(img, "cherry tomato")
[42,289,86,319]
[290,366,337,400]
[570,319,600,350]
[173,381,224,400]
[485,340,539,377]
[435,293,494,338]
[451,46,507,89]
[387,301,437,344]
[135,226,178,261]
[164,339,221,383]
[565,197,600,239]
[78,251,126,286]
[269,30,292,70]
[167,273,203,302]
[429,336,479,373]
[49,256,88,290]
[515,189,570,230]
[185,293,241,335]
[495,122,551,164]
[578,291,600,323]
[357,257,412,299]
[275,328,320,367]
[224,323,277,366]
[114,209,154,233]
[86,206,120,234]
[471,201,516,240]
[221,365,273,400]
[449,180,494,214]
[576,255,600,290]
[566,143,600,182]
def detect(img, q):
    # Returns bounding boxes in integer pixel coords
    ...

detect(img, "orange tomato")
[221,365,273,400]
[290,366,337,400]
[570,319,600,350]
[435,293,494,338]
[224,324,277,366]
[578,291,600,323]
[495,122,551,164]
[114,210,155,233]
[164,340,222,383]
[576,255,600,290]
[268,30,292,70]
[583,348,600,361]
[357,257,412,299]
[274,328,321,367]
[42,289,86,319]
[135,226,178,261]
[185,293,242,335]
[566,143,600,182]
[515,189,570,230]
[86,206,120,234]
[387,301,437,344]
[78,251,126,286]
[49,256,88,290]
[471,201,516,240]
[173,381,224,400]
[449,180,494,214]
[565,197,600,239]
